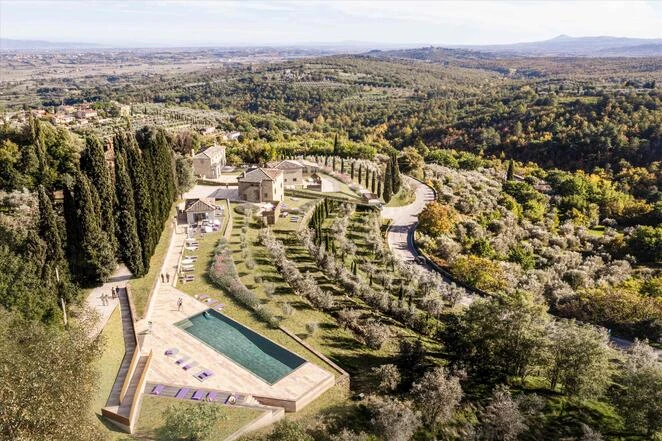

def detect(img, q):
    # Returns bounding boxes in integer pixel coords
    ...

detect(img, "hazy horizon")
[1,0,661,48]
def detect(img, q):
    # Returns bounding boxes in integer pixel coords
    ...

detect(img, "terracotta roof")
[238,168,283,183]
[194,145,225,159]
[184,198,218,212]
[274,160,304,170]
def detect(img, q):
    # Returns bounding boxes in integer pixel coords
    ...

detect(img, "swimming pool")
[176,309,306,385]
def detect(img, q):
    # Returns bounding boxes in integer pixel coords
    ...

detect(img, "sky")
[1,0,661,47]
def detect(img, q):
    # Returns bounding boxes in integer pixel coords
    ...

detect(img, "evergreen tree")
[37,185,64,282]
[350,161,355,180]
[383,162,393,203]
[124,133,155,271]
[332,156,336,171]
[63,172,115,285]
[377,179,382,197]
[358,164,362,184]
[392,154,402,194]
[113,137,145,277]
[506,159,515,181]
[341,158,345,174]
[80,135,117,252]
[365,168,370,188]
[371,171,376,194]
[333,133,339,156]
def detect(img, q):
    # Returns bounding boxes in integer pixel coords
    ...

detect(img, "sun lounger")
[175,388,189,399]
[191,390,205,400]
[175,357,188,365]
[182,267,194,273]
[183,361,198,371]
[216,304,225,311]
[195,370,214,381]
[207,300,219,308]
[206,391,218,402]
[196,294,209,301]
[165,348,178,356]
[151,384,165,395]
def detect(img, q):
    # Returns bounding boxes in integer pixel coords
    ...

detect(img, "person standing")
[161,273,165,283]
[166,273,170,283]
[177,297,183,312]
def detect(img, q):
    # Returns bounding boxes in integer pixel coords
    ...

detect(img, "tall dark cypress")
[332,156,336,171]
[365,168,370,188]
[377,179,382,197]
[80,135,117,252]
[371,172,376,194]
[37,185,65,281]
[383,161,393,203]
[136,127,176,249]
[124,133,155,271]
[341,158,345,174]
[392,154,401,194]
[350,161,355,180]
[333,133,339,156]
[358,164,362,184]
[113,134,145,277]
[63,172,115,285]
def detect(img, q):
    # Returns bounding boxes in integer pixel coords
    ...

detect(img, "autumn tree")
[418,202,457,237]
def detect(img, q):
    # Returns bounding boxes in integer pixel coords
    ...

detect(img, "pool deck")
[139,283,335,411]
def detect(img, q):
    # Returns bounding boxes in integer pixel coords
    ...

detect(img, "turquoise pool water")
[176,309,305,384]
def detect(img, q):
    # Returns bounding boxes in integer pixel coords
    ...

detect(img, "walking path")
[85,264,132,338]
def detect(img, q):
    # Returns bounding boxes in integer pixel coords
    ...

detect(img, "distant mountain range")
[0,38,102,50]
[452,35,662,57]
[2,35,662,57]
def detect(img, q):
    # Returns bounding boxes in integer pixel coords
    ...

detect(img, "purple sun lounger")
[175,357,187,365]
[207,300,219,308]
[197,294,209,301]
[206,391,218,402]
[164,348,178,356]
[191,390,205,400]
[196,370,214,381]
[175,388,189,399]
[151,384,165,395]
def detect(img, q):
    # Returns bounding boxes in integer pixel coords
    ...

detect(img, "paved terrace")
[139,285,334,407]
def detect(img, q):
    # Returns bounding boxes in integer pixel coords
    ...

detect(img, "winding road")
[381,175,659,355]
[382,176,436,262]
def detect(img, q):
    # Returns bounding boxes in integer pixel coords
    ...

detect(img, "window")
[264,192,269,198]
[293,178,297,182]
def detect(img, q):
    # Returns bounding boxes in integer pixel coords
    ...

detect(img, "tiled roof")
[194,145,225,159]
[184,198,218,212]
[238,168,283,183]
[275,160,304,170]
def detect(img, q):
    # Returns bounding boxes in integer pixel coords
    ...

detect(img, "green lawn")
[133,396,262,441]
[129,213,175,319]
[90,307,130,440]
[385,186,415,207]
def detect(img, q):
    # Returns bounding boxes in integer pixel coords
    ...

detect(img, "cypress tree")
[392,154,401,194]
[333,133,339,156]
[350,161,355,180]
[358,164,362,184]
[377,178,382,197]
[371,172,376,194]
[37,185,64,281]
[383,161,393,203]
[341,158,345,174]
[124,133,155,271]
[80,135,117,252]
[113,137,145,277]
[332,156,336,171]
[365,168,370,188]
[63,172,115,285]
[506,159,515,181]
